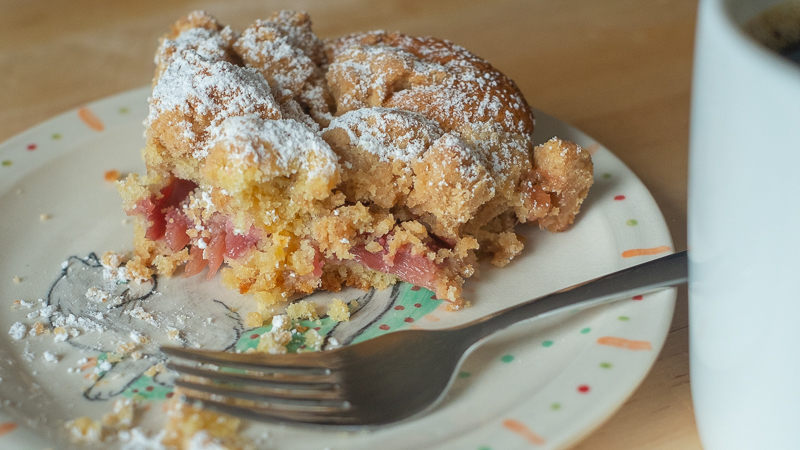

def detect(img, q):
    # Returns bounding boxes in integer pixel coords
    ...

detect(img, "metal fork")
[162,251,687,427]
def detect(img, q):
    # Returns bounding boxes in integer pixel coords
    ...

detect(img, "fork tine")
[174,378,346,407]
[161,346,338,374]
[167,362,341,394]
[179,393,360,426]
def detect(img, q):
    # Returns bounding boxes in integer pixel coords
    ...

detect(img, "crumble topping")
[147,51,281,160]
[207,115,339,189]
[120,9,593,312]
[326,107,443,163]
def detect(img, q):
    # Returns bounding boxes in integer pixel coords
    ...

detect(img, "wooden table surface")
[0,0,700,448]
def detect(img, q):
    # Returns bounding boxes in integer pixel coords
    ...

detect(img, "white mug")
[689,0,800,448]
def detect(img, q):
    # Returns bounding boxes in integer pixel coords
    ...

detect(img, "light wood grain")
[0,0,700,447]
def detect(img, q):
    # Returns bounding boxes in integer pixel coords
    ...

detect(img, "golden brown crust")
[519,137,594,232]
[234,11,333,127]
[325,31,534,135]
[153,10,240,84]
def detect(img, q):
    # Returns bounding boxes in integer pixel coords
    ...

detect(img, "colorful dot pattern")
[353,284,442,343]
[0,423,17,437]
[502,419,546,445]
[77,106,104,132]
[0,105,676,449]
[491,148,671,445]
[597,336,652,351]
[123,375,174,400]
[622,245,672,258]
[1,106,108,169]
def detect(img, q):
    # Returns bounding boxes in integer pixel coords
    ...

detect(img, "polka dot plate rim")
[0,87,675,449]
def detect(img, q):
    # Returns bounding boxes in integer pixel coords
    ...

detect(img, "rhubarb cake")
[118,10,594,318]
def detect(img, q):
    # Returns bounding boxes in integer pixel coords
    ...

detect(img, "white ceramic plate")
[0,87,675,449]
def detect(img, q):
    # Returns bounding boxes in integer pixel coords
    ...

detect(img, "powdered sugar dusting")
[147,51,281,159]
[155,27,236,78]
[8,322,26,340]
[326,31,534,136]
[326,107,442,162]
[233,11,332,126]
[209,115,338,181]
[235,20,318,94]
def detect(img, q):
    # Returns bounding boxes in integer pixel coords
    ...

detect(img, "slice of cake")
[118,10,594,318]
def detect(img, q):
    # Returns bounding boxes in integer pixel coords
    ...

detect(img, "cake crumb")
[102,398,135,430]
[29,321,46,336]
[8,322,26,340]
[167,328,181,341]
[144,363,164,378]
[244,311,263,328]
[65,417,102,443]
[271,314,290,332]
[43,351,59,363]
[304,328,323,351]
[22,342,34,361]
[286,301,318,321]
[53,327,69,342]
[11,299,33,309]
[39,213,51,221]
[327,298,350,322]
[101,251,125,269]
[96,360,113,373]
[253,314,293,354]
[255,331,291,354]
[126,306,156,325]
[85,287,111,304]
[160,395,251,449]
[12,276,21,284]
[13,299,34,309]
[130,331,148,345]
[116,342,136,355]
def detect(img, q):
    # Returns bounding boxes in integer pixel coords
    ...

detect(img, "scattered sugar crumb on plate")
[104,169,121,182]
[8,322,26,340]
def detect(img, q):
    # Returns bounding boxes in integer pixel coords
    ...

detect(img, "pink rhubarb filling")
[129,178,260,278]
[130,179,445,290]
[350,243,440,292]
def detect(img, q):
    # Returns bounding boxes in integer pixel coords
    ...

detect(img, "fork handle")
[459,251,687,343]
